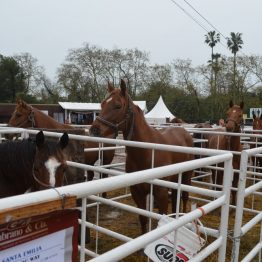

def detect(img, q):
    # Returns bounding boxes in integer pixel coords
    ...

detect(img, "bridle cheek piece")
[96,96,135,140]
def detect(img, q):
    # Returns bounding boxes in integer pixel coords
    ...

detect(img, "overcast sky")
[1,0,262,80]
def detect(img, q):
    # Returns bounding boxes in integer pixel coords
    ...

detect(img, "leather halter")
[96,95,135,140]
[15,106,35,128]
[225,117,243,151]
[32,160,67,189]
[226,118,244,132]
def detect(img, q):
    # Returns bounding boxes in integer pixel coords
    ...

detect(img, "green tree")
[227,32,243,102]
[204,31,220,121]
[0,55,26,102]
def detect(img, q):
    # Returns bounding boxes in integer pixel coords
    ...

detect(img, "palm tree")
[205,31,221,64]
[227,32,243,102]
[205,31,220,121]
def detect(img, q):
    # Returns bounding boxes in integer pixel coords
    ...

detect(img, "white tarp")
[145,96,175,125]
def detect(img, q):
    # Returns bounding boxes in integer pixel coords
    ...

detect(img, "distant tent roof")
[145,96,174,124]
[58,101,147,112]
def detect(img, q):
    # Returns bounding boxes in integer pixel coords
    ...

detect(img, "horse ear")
[107,81,114,93]
[239,101,244,110]
[35,131,45,148]
[253,111,257,119]
[120,79,126,96]
[229,100,233,108]
[16,98,22,105]
[20,100,27,108]
[59,132,69,149]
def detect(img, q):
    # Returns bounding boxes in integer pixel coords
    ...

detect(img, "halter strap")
[96,95,135,140]
[226,118,244,132]
[15,107,35,128]
[28,107,36,127]
[32,160,67,189]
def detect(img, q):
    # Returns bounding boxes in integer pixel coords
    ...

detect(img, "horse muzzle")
[89,126,101,137]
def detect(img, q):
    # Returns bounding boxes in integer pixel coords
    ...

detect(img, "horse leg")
[171,189,178,214]
[181,171,192,213]
[130,185,148,234]
[181,191,188,213]
[155,187,169,215]
[87,170,94,181]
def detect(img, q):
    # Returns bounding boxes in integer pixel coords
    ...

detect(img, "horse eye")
[114,104,122,110]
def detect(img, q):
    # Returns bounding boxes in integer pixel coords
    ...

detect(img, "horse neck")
[123,104,155,142]
[226,134,241,151]
[34,110,72,129]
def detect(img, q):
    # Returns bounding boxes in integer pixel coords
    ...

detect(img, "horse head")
[8,99,35,128]
[225,100,244,132]
[90,79,134,139]
[253,111,262,131]
[33,131,69,190]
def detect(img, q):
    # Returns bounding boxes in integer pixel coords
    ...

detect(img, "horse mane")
[0,139,36,182]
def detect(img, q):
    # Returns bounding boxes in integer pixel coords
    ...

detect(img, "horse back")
[160,127,193,147]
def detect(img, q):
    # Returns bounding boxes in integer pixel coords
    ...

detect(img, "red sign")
[0,209,78,262]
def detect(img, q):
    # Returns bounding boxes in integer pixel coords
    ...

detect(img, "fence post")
[231,150,248,262]
[218,155,233,262]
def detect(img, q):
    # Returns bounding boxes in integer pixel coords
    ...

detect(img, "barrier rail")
[232,146,262,262]
[0,125,261,261]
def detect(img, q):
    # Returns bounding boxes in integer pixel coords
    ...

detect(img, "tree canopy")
[0,32,261,123]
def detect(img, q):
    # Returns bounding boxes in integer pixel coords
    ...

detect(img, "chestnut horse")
[208,101,244,205]
[251,112,262,170]
[90,79,194,234]
[0,131,69,198]
[8,100,116,188]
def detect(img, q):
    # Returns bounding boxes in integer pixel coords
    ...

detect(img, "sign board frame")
[0,196,78,262]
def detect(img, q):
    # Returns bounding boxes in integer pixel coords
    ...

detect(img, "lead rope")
[28,107,36,127]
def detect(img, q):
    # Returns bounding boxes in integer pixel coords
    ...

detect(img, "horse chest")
[125,150,173,173]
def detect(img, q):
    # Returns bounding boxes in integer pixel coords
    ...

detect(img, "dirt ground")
[83,150,261,262]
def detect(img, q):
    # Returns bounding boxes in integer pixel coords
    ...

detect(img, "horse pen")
[0,125,261,261]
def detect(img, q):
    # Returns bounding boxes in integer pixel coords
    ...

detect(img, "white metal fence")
[0,126,261,261]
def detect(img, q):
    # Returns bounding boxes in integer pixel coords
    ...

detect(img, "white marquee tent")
[145,96,175,125]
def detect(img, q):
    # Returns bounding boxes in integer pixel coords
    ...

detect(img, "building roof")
[58,101,147,112]
[145,96,175,120]
[58,102,101,111]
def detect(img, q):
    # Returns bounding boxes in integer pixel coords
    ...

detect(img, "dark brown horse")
[170,117,186,125]
[90,79,194,234]
[193,122,213,149]
[0,131,69,198]
[208,101,244,205]
[8,100,116,188]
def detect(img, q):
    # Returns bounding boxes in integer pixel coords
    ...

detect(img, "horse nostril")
[90,126,100,137]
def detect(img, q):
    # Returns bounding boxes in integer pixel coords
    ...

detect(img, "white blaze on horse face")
[45,157,62,187]
[106,97,112,103]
